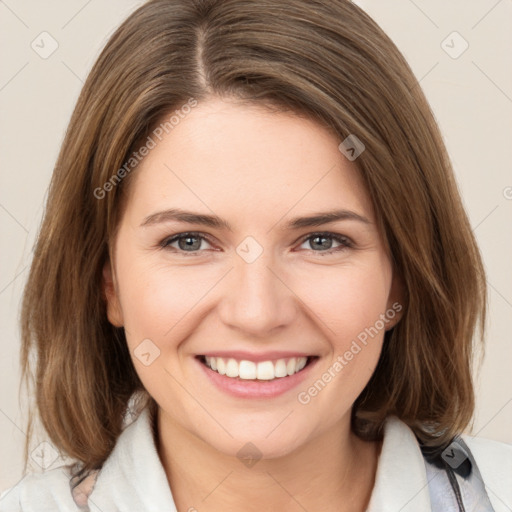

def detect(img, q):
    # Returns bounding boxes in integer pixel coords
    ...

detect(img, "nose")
[217,245,298,337]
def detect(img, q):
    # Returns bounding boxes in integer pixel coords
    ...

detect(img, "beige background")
[1,0,511,490]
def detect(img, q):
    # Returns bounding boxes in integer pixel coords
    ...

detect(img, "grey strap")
[422,436,495,511]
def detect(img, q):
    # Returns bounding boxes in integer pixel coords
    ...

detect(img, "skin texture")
[103,97,403,511]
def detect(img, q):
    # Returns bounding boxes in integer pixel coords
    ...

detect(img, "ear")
[102,259,124,327]
[385,271,405,330]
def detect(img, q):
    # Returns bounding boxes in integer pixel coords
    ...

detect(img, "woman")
[1,0,510,510]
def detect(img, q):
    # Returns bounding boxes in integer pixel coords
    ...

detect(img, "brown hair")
[20,0,486,474]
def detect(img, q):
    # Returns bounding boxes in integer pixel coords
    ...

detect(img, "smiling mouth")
[196,355,318,381]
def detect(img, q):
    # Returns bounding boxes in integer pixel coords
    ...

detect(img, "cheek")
[114,256,206,401]
[295,260,392,343]
[116,255,210,344]
[295,262,390,394]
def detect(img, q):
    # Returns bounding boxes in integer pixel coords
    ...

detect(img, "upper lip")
[198,351,316,363]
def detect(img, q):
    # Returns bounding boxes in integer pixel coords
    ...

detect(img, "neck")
[155,407,382,512]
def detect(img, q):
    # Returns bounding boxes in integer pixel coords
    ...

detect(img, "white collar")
[89,407,176,511]
[366,415,431,510]
[89,408,431,511]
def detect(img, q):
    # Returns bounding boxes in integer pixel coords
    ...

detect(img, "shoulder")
[0,403,152,511]
[0,465,80,511]
[462,433,512,510]
[369,416,512,511]
[463,432,512,466]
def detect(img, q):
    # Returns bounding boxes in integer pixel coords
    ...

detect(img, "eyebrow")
[139,208,371,230]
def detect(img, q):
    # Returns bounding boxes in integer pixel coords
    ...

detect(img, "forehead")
[123,98,375,226]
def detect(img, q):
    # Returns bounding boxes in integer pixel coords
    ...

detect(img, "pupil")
[180,236,200,251]
[312,235,331,250]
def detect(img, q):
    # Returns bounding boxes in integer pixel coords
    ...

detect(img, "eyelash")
[159,231,354,257]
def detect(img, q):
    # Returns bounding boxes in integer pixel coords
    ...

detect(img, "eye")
[297,232,354,254]
[160,231,354,257]
[160,232,214,255]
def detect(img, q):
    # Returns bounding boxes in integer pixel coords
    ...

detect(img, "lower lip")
[195,356,318,399]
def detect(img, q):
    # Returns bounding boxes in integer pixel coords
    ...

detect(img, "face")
[103,97,402,459]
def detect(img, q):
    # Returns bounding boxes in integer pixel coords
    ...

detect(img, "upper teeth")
[204,356,308,380]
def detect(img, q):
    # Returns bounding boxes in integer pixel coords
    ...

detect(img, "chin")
[198,423,311,463]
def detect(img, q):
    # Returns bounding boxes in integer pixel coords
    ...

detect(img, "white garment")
[1,407,511,511]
